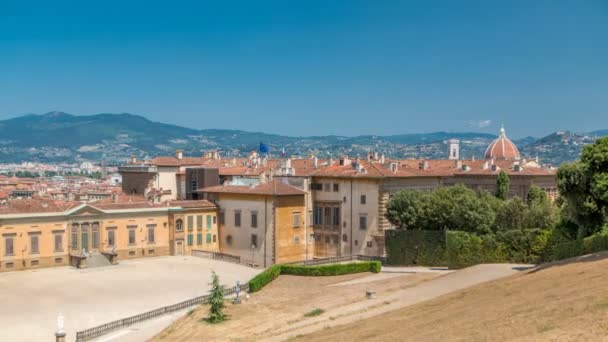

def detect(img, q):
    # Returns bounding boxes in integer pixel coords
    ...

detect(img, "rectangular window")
[313,207,323,225]
[332,207,341,226]
[324,207,331,226]
[128,228,136,245]
[196,215,203,230]
[323,183,331,192]
[213,234,217,243]
[333,183,339,192]
[197,233,203,245]
[5,237,14,256]
[359,215,367,230]
[251,211,258,228]
[293,212,301,228]
[367,241,373,247]
[71,230,78,250]
[360,195,367,205]
[235,211,241,227]
[54,234,63,252]
[251,234,258,248]
[187,216,194,231]
[147,225,156,243]
[187,234,193,246]
[219,211,225,225]
[92,226,99,249]
[206,233,212,244]
[30,235,39,254]
[294,236,300,245]
[311,183,322,191]
[206,215,212,229]
[212,215,217,224]
[108,230,117,248]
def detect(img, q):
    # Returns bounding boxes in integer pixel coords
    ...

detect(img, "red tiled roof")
[168,200,216,209]
[199,179,306,196]
[0,199,81,214]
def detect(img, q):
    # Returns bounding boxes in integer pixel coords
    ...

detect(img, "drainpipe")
[350,179,353,257]
[264,196,268,268]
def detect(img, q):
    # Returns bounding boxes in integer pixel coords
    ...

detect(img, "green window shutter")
[196,215,202,230]
[206,233,212,243]
[187,216,194,231]
[197,234,203,245]
[187,234,193,246]
[206,215,212,229]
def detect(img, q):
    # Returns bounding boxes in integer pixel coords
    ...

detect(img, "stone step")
[86,252,114,268]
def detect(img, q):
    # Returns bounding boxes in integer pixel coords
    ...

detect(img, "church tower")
[447,139,460,160]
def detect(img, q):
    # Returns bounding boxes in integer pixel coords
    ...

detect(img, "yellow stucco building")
[0,199,218,272]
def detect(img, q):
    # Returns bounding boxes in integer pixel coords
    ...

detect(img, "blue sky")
[1,0,606,137]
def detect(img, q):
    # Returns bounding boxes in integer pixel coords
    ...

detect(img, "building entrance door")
[176,240,184,256]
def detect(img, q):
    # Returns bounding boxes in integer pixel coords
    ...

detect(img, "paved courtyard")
[0,256,260,342]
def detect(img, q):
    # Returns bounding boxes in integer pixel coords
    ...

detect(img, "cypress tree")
[496,171,510,200]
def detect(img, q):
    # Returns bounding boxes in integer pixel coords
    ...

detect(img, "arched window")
[226,235,233,246]
[175,219,183,232]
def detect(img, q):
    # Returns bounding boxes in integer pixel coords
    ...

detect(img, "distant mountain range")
[0,112,604,165]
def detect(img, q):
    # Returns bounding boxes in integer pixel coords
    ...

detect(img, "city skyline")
[1,1,607,137]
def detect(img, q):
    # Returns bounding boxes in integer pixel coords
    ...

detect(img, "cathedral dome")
[484,127,520,160]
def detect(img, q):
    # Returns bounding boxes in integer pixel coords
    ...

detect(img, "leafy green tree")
[495,197,528,231]
[385,190,430,229]
[495,171,510,200]
[206,272,226,323]
[526,186,548,206]
[425,185,496,234]
[558,137,608,237]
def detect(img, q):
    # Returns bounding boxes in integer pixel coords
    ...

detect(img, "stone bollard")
[366,289,376,299]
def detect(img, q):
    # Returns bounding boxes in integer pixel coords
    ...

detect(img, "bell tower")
[447,139,460,160]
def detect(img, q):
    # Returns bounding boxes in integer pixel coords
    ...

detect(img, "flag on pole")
[259,142,270,154]
[281,147,286,157]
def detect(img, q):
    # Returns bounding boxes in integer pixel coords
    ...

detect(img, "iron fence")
[75,282,249,342]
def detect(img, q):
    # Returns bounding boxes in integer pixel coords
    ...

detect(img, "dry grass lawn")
[301,256,608,341]
[151,271,438,341]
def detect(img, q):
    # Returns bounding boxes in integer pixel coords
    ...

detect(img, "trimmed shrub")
[281,261,380,276]
[248,261,381,292]
[248,264,281,293]
[552,232,608,261]
[385,230,446,266]
[446,231,508,269]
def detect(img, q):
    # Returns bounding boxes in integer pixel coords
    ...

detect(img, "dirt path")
[301,257,608,341]
[152,264,526,341]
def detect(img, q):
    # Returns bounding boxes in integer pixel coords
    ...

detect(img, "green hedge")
[281,261,381,276]
[248,261,381,293]
[248,264,281,293]
[552,232,608,261]
[446,231,508,269]
[385,230,446,266]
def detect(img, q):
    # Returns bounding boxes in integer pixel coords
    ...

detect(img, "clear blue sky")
[1,0,606,138]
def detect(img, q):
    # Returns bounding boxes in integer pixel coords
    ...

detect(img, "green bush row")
[445,231,509,269]
[552,232,608,261]
[248,261,381,293]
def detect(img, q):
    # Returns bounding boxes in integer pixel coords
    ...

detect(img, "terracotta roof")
[309,160,384,178]
[0,199,81,214]
[168,200,216,209]
[199,179,306,196]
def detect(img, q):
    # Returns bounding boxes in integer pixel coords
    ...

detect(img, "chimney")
[262,157,268,166]
[339,156,351,166]
[286,158,292,169]
[419,161,429,170]
[390,162,399,173]
[380,154,385,164]
[175,150,183,160]
[312,156,318,169]
[482,161,489,170]
[455,160,462,169]
[374,151,379,160]
[514,164,522,172]
[462,165,471,171]
[129,155,137,164]
[491,164,500,171]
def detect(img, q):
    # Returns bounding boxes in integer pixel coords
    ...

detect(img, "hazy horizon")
[1,1,607,138]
